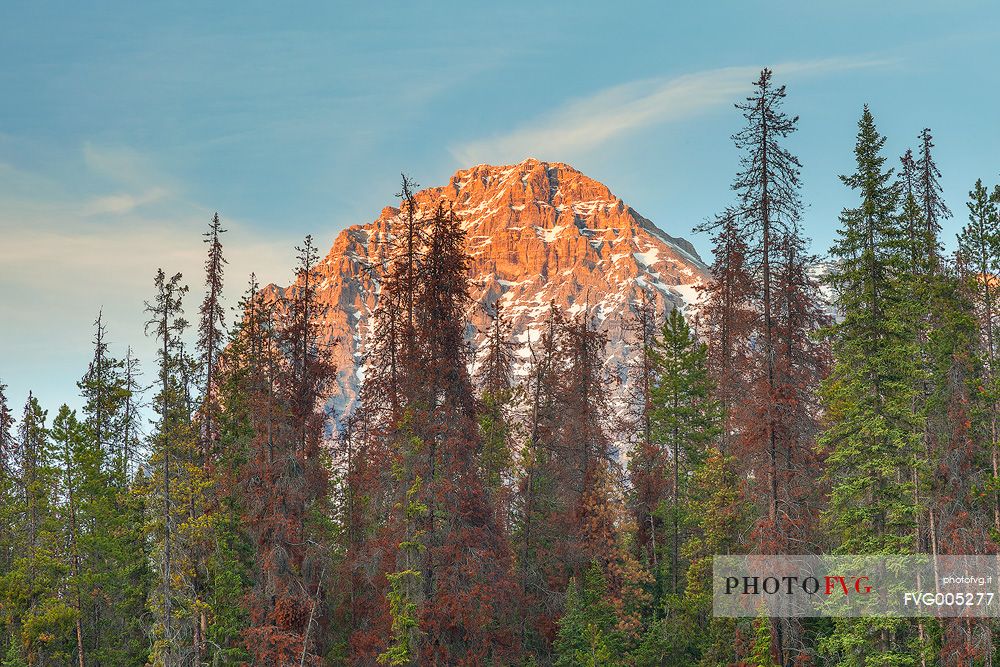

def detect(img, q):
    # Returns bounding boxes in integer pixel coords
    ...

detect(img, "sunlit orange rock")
[271,159,709,417]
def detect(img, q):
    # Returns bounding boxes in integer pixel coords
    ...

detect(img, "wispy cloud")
[450,56,896,166]
[0,144,298,408]
[1,144,297,299]
[82,188,169,216]
[0,212,296,336]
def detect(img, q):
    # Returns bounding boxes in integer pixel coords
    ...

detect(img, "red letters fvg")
[824,576,871,595]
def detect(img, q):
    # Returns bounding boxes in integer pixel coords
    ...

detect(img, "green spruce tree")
[553,563,624,667]
[819,106,923,665]
[648,308,719,599]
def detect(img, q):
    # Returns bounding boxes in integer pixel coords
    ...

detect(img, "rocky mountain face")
[273,159,709,419]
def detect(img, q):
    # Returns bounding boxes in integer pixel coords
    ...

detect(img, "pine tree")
[344,180,431,665]
[377,472,425,667]
[915,128,951,270]
[822,106,918,551]
[119,347,144,478]
[174,312,211,667]
[695,209,755,457]
[631,307,761,665]
[696,70,827,561]
[143,269,197,666]
[513,302,634,662]
[915,176,999,660]
[19,397,55,564]
[513,303,564,660]
[198,212,227,460]
[899,149,929,276]
[695,70,828,664]
[181,212,228,665]
[409,205,516,664]
[727,68,803,538]
[771,224,830,549]
[78,312,127,471]
[553,563,624,667]
[819,106,922,664]
[646,308,718,598]
[477,302,518,521]
[748,606,779,667]
[242,236,335,666]
[51,406,88,667]
[557,309,617,577]
[624,294,660,564]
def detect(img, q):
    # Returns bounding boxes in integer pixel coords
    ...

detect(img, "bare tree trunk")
[299,564,327,667]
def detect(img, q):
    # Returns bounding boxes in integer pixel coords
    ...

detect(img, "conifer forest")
[5,68,1000,666]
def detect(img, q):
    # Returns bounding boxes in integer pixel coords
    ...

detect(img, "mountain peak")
[284,163,709,415]
[442,159,618,214]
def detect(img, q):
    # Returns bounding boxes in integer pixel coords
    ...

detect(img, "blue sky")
[1,1,999,414]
